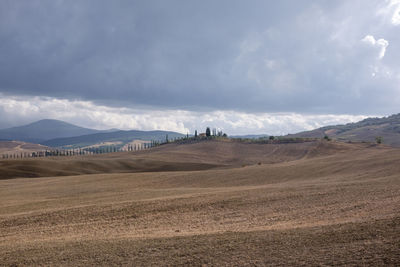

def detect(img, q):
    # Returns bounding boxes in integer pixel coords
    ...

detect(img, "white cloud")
[377,0,400,25]
[1,1,400,115]
[361,35,389,59]
[389,0,400,25]
[0,94,368,136]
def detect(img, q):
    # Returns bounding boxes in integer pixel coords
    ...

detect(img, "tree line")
[1,140,160,160]
[1,127,230,160]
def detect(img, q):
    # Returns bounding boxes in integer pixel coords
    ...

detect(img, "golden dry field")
[0,140,399,266]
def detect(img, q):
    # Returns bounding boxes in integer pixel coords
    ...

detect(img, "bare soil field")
[0,140,399,266]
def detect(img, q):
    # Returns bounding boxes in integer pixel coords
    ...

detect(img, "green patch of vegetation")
[375,136,383,144]
[230,136,319,144]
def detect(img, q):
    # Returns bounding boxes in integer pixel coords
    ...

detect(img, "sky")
[0,0,399,135]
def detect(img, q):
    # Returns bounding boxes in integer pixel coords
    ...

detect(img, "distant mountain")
[288,113,400,147]
[0,119,102,143]
[42,130,185,148]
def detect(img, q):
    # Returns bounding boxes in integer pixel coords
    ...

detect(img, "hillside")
[42,129,185,148]
[0,139,374,180]
[0,141,50,156]
[0,119,101,143]
[289,113,400,146]
[0,119,185,149]
[230,134,269,139]
[0,139,399,265]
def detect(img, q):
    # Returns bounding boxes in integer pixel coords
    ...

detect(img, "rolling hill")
[0,119,102,143]
[42,130,185,148]
[0,139,337,179]
[230,134,269,139]
[0,139,399,265]
[288,113,400,147]
[0,119,185,149]
[0,141,50,156]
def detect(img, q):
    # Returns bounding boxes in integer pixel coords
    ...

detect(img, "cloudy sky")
[0,0,399,135]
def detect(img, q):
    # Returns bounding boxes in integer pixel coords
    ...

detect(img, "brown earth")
[0,140,348,180]
[0,139,399,266]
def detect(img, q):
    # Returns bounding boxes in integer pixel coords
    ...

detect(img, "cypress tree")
[206,127,211,137]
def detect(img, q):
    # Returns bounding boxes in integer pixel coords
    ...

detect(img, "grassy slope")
[0,140,399,265]
[289,113,400,147]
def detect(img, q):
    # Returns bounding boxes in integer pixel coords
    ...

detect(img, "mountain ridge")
[0,119,184,148]
[3,114,400,148]
[0,119,102,143]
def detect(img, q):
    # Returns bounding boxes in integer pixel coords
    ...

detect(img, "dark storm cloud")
[0,0,399,114]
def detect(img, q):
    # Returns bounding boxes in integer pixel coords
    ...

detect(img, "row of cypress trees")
[1,140,160,160]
